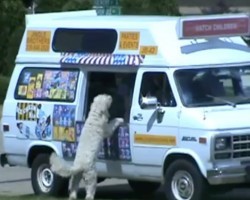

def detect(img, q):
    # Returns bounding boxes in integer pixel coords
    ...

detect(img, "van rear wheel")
[31,154,69,197]
[128,180,160,196]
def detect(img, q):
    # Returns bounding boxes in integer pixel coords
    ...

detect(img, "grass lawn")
[0,196,116,200]
[0,196,54,200]
[0,196,69,200]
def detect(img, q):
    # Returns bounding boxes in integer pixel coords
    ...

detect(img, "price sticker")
[140,46,158,55]
[26,30,51,52]
[119,32,140,50]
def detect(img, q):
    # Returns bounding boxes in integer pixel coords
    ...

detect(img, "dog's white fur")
[50,94,124,200]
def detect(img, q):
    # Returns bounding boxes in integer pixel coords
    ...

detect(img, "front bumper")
[0,153,8,167]
[207,165,250,185]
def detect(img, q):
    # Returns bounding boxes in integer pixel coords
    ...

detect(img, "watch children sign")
[178,14,250,39]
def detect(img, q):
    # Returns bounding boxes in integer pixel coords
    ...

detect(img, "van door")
[130,68,180,175]
[83,71,136,177]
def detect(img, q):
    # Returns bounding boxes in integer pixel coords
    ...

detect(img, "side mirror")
[140,96,158,109]
[140,95,165,123]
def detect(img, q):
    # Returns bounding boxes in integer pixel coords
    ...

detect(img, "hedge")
[0,75,10,104]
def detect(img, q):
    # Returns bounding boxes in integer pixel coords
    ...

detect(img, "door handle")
[133,113,143,121]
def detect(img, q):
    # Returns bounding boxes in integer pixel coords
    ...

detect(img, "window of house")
[139,72,176,108]
[85,72,136,122]
[15,68,79,102]
[52,28,118,53]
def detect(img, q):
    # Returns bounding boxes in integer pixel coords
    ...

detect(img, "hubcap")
[37,164,54,193]
[171,170,194,200]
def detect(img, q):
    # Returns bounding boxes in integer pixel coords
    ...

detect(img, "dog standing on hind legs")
[50,94,124,200]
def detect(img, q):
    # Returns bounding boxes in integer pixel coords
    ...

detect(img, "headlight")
[215,137,231,151]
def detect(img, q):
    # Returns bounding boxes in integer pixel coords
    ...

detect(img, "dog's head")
[92,94,113,113]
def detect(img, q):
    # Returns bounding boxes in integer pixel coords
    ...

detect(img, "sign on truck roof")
[178,13,250,39]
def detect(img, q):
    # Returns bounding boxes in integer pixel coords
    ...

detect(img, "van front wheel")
[164,159,208,200]
[31,154,69,197]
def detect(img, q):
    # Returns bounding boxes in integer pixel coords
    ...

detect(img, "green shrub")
[120,0,181,15]
[0,75,10,104]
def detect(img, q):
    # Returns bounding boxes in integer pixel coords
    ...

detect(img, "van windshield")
[174,66,250,107]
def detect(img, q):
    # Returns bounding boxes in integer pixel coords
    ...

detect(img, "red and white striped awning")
[60,53,145,66]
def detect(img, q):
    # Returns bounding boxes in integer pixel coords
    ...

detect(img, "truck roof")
[16,10,250,68]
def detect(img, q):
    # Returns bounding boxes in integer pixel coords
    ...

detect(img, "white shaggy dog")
[50,94,124,200]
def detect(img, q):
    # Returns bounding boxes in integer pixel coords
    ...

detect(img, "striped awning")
[60,53,145,66]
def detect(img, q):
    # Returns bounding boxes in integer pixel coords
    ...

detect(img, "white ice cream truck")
[1,10,250,200]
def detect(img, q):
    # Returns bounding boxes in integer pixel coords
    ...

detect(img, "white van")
[1,10,250,200]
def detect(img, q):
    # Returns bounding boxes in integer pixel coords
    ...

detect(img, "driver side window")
[139,72,176,108]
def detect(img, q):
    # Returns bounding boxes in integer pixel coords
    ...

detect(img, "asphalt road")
[0,104,250,199]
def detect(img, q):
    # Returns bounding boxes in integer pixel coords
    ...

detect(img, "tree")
[0,0,26,75]
[32,0,93,13]
[21,0,33,8]
[62,0,93,11]
[0,0,93,76]
[5,25,25,75]
[120,0,181,16]
[35,0,69,13]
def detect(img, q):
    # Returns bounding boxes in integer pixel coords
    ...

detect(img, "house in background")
[177,0,250,15]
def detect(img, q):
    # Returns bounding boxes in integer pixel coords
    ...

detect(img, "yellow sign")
[134,134,176,146]
[26,30,51,52]
[119,32,140,50]
[140,46,158,55]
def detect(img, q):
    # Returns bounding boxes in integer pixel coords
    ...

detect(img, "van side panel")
[2,64,84,167]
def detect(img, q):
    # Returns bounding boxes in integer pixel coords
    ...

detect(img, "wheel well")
[163,153,200,175]
[27,145,54,168]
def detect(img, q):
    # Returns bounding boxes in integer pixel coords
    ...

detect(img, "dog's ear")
[104,95,112,106]
[107,95,112,103]
[93,95,100,103]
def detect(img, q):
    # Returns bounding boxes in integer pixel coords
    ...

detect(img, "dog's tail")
[50,153,80,178]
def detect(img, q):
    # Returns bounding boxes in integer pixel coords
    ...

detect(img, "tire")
[164,159,208,200]
[128,180,160,196]
[31,153,69,197]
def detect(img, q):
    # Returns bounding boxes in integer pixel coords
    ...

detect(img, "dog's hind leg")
[69,172,82,200]
[83,169,97,200]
